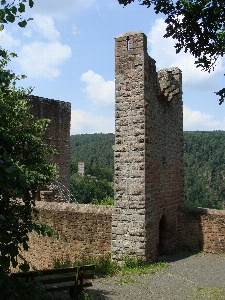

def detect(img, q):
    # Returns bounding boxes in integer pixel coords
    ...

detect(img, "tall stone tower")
[29,96,71,201]
[112,30,184,260]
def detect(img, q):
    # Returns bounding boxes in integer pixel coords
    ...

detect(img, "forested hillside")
[70,132,225,209]
[70,133,114,170]
[70,133,114,204]
[184,131,225,209]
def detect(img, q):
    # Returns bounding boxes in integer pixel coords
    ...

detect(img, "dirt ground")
[51,252,225,300]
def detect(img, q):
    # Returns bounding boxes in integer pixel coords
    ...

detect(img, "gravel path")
[85,252,225,300]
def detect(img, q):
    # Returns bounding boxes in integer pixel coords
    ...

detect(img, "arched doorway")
[158,215,169,255]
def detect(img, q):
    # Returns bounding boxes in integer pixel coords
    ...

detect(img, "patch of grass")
[78,291,94,300]
[53,253,168,278]
[194,286,225,300]
[121,260,168,275]
[116,276,140,285]
[53,255,73,268]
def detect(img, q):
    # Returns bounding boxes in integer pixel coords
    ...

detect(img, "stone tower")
[29,96,71,200]
[112,30,184,260]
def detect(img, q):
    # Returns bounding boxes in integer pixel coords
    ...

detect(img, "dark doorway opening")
[158,215,169,255]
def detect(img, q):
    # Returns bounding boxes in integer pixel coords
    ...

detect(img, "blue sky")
[1,0,225,134]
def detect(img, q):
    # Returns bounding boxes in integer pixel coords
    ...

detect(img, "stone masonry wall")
[28,96,71,192]
[112,30,183,261]
[19,202,225,270]
[177,205,225,253]
[20,202,113,270]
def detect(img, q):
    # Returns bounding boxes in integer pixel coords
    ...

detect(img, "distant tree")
[70,175,114,204]
[118,0,225,104]
[70,133,114,169]
[91,196,114,205]
[184,131,225,209]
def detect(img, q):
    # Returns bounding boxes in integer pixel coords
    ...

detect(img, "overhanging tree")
[0,49,58,272]
[0,0,34,30]
[118,0,225,104]
[0,0,59,272]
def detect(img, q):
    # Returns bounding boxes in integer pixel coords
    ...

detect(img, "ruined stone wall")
[177,205,225,253]
[28,96,71,192]
[19,202,225,270]
[21,202,113,270]
[112,30,183,261]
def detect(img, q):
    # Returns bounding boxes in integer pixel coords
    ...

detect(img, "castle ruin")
[112,30,184,260]
[19,31,224,270]
[29,96,71,201]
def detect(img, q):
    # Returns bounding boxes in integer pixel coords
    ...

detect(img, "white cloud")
[0,29,20,50]
[72,25,77,35]
[32,15,60,42]
[17,42,72,79]
[148,18,224,87]
[29,0,96,17]
[23,29,32,38]
[183,105,225,131]
[71,110,114,134]
[80,70,115,109]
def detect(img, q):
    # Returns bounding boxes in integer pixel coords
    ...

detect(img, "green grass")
[194,286,225,300]
[53,253,169,278]
[116,277,139,285]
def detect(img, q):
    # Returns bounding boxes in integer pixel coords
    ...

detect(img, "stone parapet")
[20,202,114,270]
[177,205,225,253]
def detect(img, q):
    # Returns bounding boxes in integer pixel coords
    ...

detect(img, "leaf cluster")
[0,0,34,30]
[0,271,51,300]
[0,49,58,272]
[118,0,225,104]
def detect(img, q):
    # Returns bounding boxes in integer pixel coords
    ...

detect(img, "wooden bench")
[11,264,95,299]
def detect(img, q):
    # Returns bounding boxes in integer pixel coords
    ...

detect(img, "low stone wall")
[22,202,114,270]
[177,205,225,253]
[20,203,225,270]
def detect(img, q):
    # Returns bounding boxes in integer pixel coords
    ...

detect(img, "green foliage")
[0,271,51,300]
[194,286,225,300]
[0,49,58,271]
[71,132,225,209]
[184,131,225,209]
[53,253,168,278]
[118,0,225,104]
[70,175,114,204]
[91,196,114,205]
[70,133,114,169]
[70,133,114,204]
[0,0,34,31]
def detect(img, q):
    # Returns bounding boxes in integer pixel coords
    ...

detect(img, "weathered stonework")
[20,202,113,270]
[112,30,184,260]
[17,31,225,271]
[28,96,71,196]
[177,205,225,253]
[20,202,225,270]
